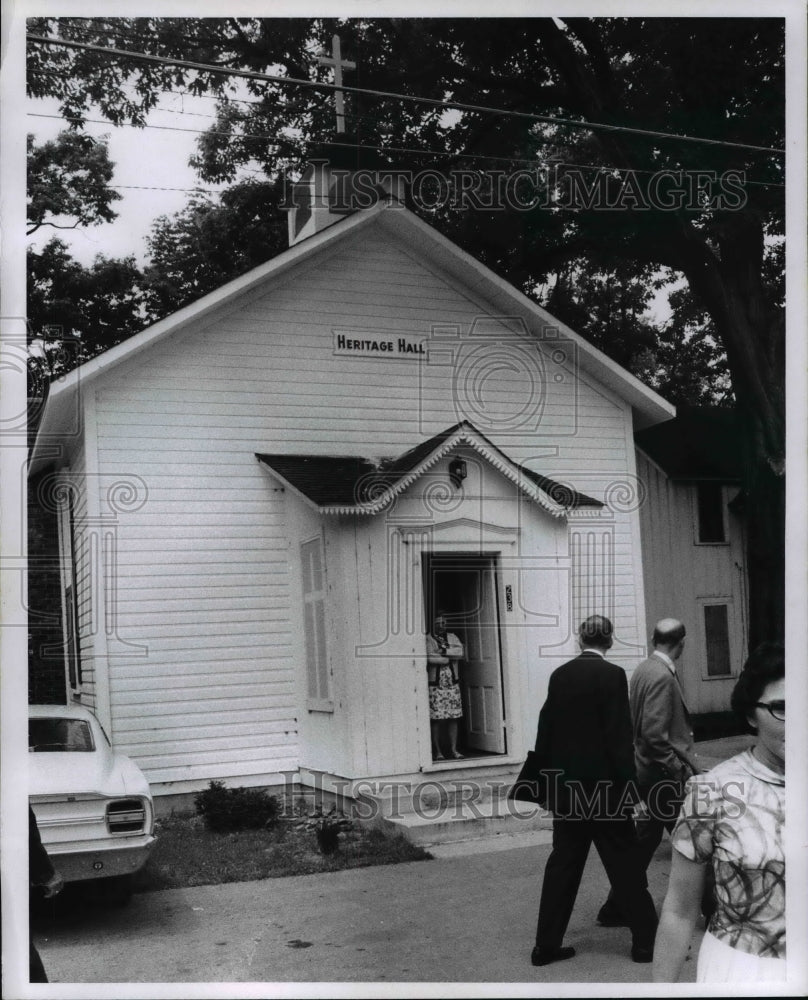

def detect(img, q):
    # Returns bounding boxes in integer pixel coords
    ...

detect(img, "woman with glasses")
[652,641,785,983]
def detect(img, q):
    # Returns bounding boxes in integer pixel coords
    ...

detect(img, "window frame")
[57,484,83,693]
[300,532,333,713]
[693,482,729,546]
[698,597,735,680]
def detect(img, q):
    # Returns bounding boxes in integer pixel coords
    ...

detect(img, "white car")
[29,704,155,897]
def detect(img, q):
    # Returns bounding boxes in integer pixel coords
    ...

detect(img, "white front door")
[460,562,506,753]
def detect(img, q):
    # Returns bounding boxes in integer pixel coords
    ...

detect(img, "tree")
[26,128,144,381]
[28,239,144,375]
[27,130,121,235]
[143,180,289,317]
[27,17,785,642]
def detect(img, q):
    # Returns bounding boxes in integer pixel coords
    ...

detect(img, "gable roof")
[256,421,602,516]
[31,198,674,472]
[634,407,744,481]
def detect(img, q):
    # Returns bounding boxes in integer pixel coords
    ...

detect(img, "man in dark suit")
[531,615,658,968]
[29,805,63,982]
[597,618,711,926]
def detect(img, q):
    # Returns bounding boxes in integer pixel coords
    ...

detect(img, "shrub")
[314,817,341,855]
[194,780,280,833]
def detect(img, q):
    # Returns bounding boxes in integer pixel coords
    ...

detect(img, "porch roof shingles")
[256,422,602,513]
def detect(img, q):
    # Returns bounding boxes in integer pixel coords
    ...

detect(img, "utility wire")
[26,98,785,187]
[27,33,785,156]
[26,111,785,188]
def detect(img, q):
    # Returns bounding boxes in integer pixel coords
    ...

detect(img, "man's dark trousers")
[537,814,658,951]
[600,771,715,923]
[638,774,715,920]
[636,774,683,869]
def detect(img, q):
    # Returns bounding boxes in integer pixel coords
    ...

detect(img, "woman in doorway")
[652,642,786,984]
[426,613,465,760]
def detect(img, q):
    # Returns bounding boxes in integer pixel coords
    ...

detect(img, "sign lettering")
[333,330,428,359]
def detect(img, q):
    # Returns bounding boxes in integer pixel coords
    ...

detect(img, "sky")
[27,90,235,266]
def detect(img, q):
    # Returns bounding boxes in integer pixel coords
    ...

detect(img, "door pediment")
[398,518,518,547]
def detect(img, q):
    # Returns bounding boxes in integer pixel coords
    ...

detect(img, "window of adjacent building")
[300,535,332,710]
[703,602,732,677]
[696,483,727,543]
[57,487,82,691]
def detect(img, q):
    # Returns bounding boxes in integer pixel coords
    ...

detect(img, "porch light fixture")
[449,458,467,488]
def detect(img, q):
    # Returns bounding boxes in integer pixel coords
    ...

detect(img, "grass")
[134,813,432,892]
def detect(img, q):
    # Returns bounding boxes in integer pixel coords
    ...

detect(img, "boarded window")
[300,536,331,708]
[704,603,732,676]
[696,484,726,543]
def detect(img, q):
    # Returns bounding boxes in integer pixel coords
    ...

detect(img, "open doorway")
[423,553,507,758]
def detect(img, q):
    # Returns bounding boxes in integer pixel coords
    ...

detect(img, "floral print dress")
[426,632,463,720]
[671,749,785,982]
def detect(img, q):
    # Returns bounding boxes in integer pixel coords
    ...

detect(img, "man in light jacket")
[597,618,710,927]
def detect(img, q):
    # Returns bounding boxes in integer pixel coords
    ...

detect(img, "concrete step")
[353,765,519,813]
[427,828,554,858]
[376,790,553,847]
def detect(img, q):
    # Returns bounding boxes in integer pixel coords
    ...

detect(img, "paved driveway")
[33,835,699,988]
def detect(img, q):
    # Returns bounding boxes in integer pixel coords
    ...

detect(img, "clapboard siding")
[635,449,747,713]
[330,459,571,775]
[83,217,646,786]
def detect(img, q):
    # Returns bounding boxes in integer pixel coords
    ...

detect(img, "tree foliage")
[28,239,144,375]
[27,16,786,640]
[27,131,121,235]
[143,180,289,317]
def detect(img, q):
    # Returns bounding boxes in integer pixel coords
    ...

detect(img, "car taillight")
[106,798,146,833]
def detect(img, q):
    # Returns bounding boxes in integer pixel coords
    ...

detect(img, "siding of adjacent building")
[72,220,647,791]
[635,448,748,713]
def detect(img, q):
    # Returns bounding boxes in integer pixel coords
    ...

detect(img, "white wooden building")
[635,409,749,714]
[31,164,677,805]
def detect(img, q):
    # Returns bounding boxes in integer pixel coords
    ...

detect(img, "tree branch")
[26,220,83,236]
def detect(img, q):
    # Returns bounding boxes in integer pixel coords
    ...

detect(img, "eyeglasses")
[754,701,785,721]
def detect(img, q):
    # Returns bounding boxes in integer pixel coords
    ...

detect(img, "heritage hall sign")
[333,329,428,358]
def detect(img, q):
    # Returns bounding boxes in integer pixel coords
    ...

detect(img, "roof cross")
[316,34,356,134]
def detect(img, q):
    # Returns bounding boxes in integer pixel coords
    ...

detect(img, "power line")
[26,88,785,188]
[30,65,314,113]
[111,184,219,193]
[27,68,783,184]
[26,112,784,189]
[27,33,785,156]
[27,111,289,145]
